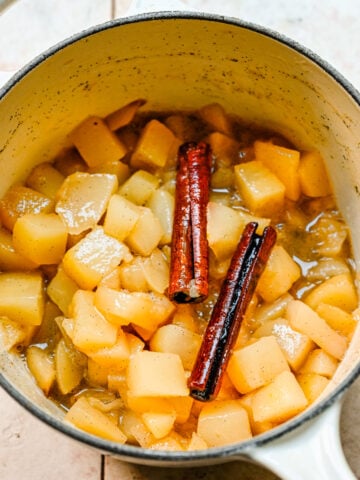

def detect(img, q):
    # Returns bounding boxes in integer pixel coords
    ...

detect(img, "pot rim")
[1,10,360,462]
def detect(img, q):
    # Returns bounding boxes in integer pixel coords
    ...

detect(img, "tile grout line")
[110,0,116,19]
[101,454,105,480]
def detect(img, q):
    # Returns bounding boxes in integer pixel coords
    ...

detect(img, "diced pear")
[296,373,330,403]
[227,336,290,394]
[118,257,149,292]
[150,324,202,370]
[198,103,232,135]
[171,304,197,332]
[299,150,331,197]
[126,395,174,415]
[207,201,243,261]
[89,159,130,185]
[0,272,44,326]
[54,148,87,177]
[26,346,55,395]
[13,213,67,265]
[26,162,65,199]
[148,433,185,451]
[0,227,38,271]
[286,300,347,360]
[103,194,140,241]
[141,249,169,294]
[256,245,301,303]
[105,98,146,131]
[32,300,61,346]
[197,400,252,447]
[141,411,176,439]
[95,286,175,331]
[47,266,79,316]
[312,216,348,257]
[69,115,127,168]
[0,185,53,231]
[254,141,301,201]
[253,318,314,371]
[69,290,118,353]
[126,206,163,256]
[121,410,155,447]
[316,303,357,337]
[131,119,177,170]
[304,273,358,312]
[99,267,122,290]
[299,348,338,378]
[65,396,127,443]
[0,316,34,351]
[237,210,270,234]
[127,351,189,398]
[211,166,234,189]
[55,172,118,235]
[252,371,308,423]
[234,160,285,217]
[253,293,293,326]
[207,131,240,167]
[119,170,160,206]
[62,227,130,290]
[55,338,84,394]
[187,432,208,451]
[147,188,175,245]
[88,331,130,370]
[87,358,110,387]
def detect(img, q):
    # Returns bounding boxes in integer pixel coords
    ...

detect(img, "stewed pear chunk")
[251,371,308,423]
[0,272,44,326]
[286,300,347,360]
[299,150,332,197]
[254,140,301,201]
[26,162,65,199]
[55,172,118,235]
[69,116,127,168]
[62,227,131,290]
[234,160,285,217]
[131,119,177,170]
[13,213,68,265]
[227,336,290,394]
[127,351,189,398]
[197,400,252,447]
[65,396,127,443]
[26,346,55,395]
[0,185,53,231]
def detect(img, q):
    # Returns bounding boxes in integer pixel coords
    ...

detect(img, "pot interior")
[0,13,360,463]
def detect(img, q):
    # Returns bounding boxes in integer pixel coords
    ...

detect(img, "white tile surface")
[0,1,359,479]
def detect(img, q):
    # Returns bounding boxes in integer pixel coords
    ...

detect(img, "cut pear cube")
[127,351,189,398]
[63,227,130,290]
[234,160,285,217]
[55,172,118,235]
[69,115,127,168]
[227,336,290,394]
[286,300,347,360]
[0,272,44,326]
[13,213,68,265]
[252,371,308,423]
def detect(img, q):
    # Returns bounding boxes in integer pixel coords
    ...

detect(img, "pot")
[0,3,360,479]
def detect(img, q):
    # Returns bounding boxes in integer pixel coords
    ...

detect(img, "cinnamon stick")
[168,142,211,303]
[188,222,277,401]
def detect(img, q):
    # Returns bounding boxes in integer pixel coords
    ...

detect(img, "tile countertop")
[0,1,360,479]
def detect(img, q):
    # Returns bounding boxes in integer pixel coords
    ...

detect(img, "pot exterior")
[0,13,360,465]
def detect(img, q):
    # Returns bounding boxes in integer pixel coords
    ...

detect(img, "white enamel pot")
[0,5,360,480]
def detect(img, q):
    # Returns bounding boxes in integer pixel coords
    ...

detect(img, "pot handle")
[246,399,356,480]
